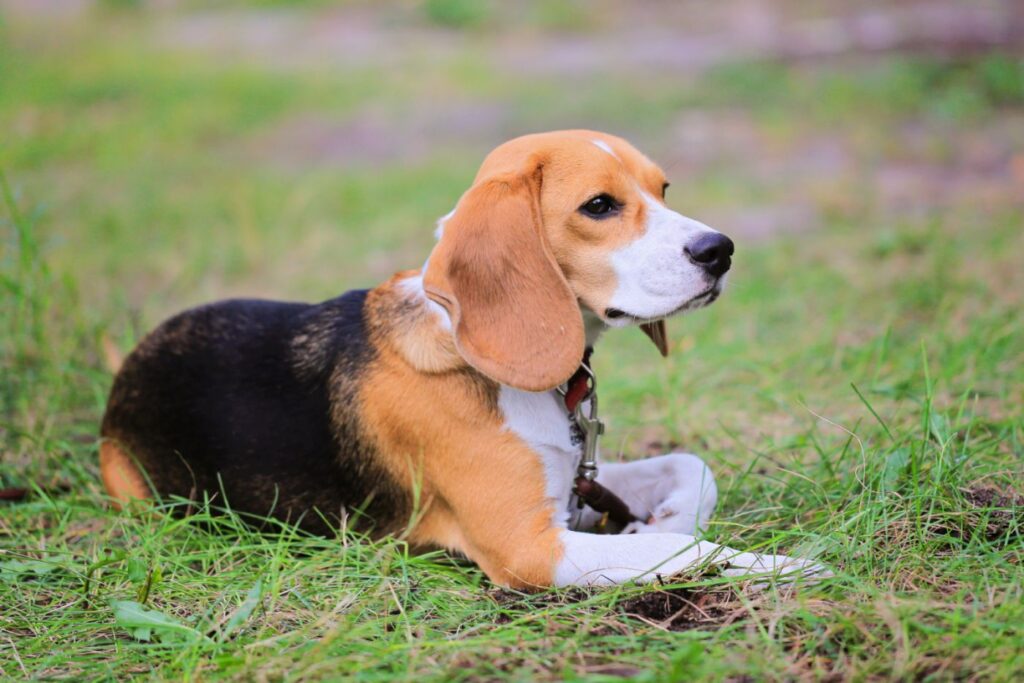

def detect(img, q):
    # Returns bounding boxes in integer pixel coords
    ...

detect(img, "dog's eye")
[579,194,618,218]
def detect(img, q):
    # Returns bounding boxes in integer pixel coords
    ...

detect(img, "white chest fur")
[497,387,581,527]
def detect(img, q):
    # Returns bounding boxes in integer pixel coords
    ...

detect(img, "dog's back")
[100,290,409,535]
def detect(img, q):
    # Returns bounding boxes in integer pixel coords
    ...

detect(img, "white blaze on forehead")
[591,139,618,159]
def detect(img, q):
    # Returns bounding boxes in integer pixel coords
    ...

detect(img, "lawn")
[2,3,1023,680]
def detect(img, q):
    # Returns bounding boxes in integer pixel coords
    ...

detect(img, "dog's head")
[423,130,733,391]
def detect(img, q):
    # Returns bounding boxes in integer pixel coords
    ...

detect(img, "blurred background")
[3,5,1023,677]
[1,0,1022,479]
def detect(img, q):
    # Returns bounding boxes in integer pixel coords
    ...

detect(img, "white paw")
[618,452,717,536]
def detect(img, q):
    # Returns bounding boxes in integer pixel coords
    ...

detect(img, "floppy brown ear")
[640,320,669,357]
[423,165,585,391]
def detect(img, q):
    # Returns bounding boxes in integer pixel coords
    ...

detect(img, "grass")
[2,4,1023,680]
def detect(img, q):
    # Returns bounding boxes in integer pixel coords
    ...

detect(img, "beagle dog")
[100,130,824,589]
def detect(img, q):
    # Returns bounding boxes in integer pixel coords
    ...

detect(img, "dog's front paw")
[617,452,718,536]
[622,495,706,536]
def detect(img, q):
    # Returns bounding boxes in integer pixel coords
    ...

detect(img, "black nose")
[684,233,734,277]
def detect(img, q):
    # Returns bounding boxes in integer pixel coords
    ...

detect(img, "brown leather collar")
[563,347,594,413]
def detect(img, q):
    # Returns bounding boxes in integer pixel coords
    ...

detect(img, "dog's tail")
[101,333,124,374]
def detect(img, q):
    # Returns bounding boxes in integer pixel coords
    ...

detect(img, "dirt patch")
[0,482,73,503]
[0,487,30,501]
[617,584,748,631]
[877,484,1022,559]
[491,579,767,633]
[961,485,1023,541]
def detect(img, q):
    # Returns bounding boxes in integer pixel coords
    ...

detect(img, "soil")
[961,485,1022,541]
[616,583,747,631]
[491,577,755,633]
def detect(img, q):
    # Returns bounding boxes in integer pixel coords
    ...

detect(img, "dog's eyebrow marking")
[592,140,618,159]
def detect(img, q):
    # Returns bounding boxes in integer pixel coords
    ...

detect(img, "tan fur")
[450,130,672,357]
[379,270,463,374]
[100,334,124,373]
[423,166,586,392]
[350,132,675,585]
[363,283,563,588]
[99,440,150,508]
[390,131,675,584]
[98,131,677,588]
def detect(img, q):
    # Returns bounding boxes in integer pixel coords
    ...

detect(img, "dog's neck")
[386,269,607,388]
[581,307,607,349]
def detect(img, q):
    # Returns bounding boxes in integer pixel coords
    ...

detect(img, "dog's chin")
[603,280,724,328]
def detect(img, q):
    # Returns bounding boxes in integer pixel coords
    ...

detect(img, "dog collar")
[562,348,594,414]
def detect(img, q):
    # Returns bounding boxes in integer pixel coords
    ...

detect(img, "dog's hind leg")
[99,439,151,509]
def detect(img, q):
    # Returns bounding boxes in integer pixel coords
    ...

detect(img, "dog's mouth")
[604,285,721,325]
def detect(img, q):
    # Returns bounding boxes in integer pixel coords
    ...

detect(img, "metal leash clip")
[558,361,604,508]
[572,386,603,484]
